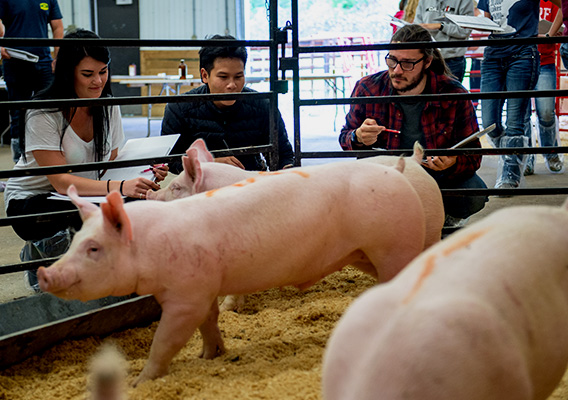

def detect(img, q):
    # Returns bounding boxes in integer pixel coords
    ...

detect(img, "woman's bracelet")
[106,179,111,193]
[119,180,125,196]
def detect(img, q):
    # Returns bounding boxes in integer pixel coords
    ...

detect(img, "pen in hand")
[383,128,401,134]
[140,164,166,173]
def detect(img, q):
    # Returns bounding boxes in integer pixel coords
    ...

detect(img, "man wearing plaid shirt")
[339,24,487,227]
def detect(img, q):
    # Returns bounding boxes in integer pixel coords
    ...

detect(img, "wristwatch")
[351,130,360,144]
[439,22,444,31]
[545,33,550,37]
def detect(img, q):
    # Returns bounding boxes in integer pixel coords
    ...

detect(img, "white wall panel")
[139,0,239,46]
[57,0,93,32]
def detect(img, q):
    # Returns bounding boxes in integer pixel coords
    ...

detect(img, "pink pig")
[37,159,425,385]
[322,199,568,400]
[147,139,442,312]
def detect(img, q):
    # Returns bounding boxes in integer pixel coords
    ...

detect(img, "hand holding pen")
[354,118,400,146]
[141,164,169,183]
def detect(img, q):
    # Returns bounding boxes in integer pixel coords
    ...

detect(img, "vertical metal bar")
[268,0,279,170]
[91,0,99,34]
[291,0,301,166]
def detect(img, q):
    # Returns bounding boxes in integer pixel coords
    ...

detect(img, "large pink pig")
[147,139,442,312]
[322,199,568,400]
[37,159,425,385]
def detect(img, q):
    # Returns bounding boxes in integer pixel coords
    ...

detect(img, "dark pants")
[2,58,54,161]
[437,173,488,219]
[444,56,466,83]
[6,194,83,241]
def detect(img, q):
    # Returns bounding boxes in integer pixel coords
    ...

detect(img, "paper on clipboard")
[436,14,505,32]
[388,14,411,28]
[3,47,39,63]
[450,124,496,149]
[102,134,181,181]
[48,134,181,203]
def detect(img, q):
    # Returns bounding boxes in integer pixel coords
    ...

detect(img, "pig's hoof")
[199,344,226,360]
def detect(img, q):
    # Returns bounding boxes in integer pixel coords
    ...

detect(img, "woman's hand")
[123,177,161,199]
[151,164,169,183]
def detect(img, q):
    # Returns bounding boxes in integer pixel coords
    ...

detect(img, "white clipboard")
[102,134,180,180]
[450,124,496,149]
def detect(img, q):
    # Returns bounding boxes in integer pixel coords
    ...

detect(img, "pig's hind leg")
[133,298,224,386]
[198,299,226,359]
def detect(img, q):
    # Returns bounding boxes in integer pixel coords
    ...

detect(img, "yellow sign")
[40,3,49,11]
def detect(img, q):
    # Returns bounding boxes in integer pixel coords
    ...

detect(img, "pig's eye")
[87,247,99,256]
[171,183,181,192]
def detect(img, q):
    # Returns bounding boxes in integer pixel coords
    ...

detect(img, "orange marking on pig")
[205,189,220,197]
[291,171,310,178]
[403,254,437,304]
[441,229,488,257]
[246,177,256,183]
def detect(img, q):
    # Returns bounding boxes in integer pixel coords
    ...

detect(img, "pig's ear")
[67,185,99,221]
[188,139,214,163]
[394,157,406,174]
[412,141,424,164]
[184,148,204,191]
[100,191,133,243]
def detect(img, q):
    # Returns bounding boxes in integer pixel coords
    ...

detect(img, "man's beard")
[389,67,427,94]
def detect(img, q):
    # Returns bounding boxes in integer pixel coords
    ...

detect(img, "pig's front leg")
[219,294,246,313]
[133,299,221,386]
[198,299,226,359]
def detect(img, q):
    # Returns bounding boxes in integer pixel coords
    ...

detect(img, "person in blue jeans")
[524,63,565,175]
[0,0,64,163]
[478,0,561,191]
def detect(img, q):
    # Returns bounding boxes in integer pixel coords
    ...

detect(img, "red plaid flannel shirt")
[339,69,482,182]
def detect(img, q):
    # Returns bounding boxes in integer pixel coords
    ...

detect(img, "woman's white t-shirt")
[4,105,124,206]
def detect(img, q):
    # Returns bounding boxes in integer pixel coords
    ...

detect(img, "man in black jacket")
[161,34,294,174]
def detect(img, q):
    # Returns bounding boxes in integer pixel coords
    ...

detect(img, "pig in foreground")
[38,160,425,385]
[322,199,568,400]
[147,139,443,312]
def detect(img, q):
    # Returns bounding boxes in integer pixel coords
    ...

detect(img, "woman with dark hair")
[4,28,166,292]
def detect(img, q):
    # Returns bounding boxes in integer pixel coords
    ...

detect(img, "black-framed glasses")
[385,54,425,71]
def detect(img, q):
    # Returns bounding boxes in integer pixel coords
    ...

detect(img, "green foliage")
[331,0,368,9]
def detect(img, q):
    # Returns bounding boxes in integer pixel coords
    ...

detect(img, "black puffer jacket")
[161,85,294,174]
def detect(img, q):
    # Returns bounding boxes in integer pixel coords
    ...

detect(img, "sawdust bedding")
[1,267,568,399]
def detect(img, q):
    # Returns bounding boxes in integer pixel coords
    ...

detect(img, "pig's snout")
[37,265,70,294]
[37,266,53,292]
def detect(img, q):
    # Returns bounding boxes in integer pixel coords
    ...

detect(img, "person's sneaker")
[545,155,564,174]
[24,270,41,293]
[495,182,517,198]
[523,155,534,176]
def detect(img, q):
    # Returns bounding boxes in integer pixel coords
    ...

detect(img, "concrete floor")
[0,115,566,303]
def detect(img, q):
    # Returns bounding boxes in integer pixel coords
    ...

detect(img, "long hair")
[22,28,113,167]
[391,24,453,77]
[199,34,248,80]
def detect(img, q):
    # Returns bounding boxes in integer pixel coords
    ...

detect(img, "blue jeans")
[438,173,488,219]
[2,58,54,162]
[524,63,558,162]
[445,56,466,83]
[481,45,540,186]
[560,43,568,71]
